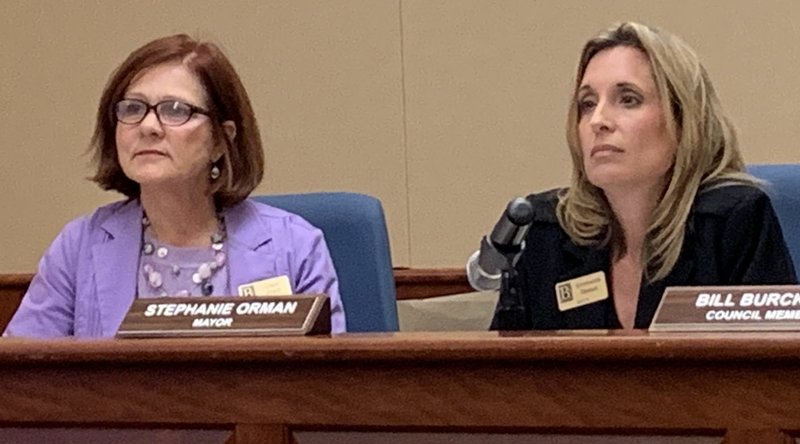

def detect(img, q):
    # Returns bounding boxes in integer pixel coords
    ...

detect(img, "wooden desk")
[0,331,799,443]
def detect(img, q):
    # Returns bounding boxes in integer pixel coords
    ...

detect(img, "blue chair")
[747,164,800,270]
[252,192,399,332]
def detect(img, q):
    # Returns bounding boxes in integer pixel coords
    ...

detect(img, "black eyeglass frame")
[113,98,211,126]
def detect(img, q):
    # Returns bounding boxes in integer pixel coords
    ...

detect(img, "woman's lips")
[590,144,623,157]
[133,150,167,158]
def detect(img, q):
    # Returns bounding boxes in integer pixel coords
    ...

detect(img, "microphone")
[466,197,534,291]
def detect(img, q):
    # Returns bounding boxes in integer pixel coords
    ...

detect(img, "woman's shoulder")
[226,199,323,240]
[525,188,565,224]
[693,183,772,218]
[37,199,138,261]
[58,199,138,237]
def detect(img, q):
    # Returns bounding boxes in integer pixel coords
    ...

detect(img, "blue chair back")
[747,164,800,270]
[252,192,399,332]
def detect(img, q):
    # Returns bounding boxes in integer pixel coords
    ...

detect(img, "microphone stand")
[495,247,527,330]
[475,195,534,330]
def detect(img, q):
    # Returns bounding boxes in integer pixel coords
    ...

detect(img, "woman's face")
[576,45,677,195]
[115,62,220,193]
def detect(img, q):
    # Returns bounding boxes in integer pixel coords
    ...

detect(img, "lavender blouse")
[5,199,346,337]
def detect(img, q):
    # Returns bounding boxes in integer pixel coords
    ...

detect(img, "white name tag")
[555,271,609,312]
[238,275,293,297]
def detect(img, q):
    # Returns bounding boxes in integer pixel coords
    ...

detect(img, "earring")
[210,164,221,180]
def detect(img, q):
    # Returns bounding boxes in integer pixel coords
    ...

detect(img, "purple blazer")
[5,199,346,337]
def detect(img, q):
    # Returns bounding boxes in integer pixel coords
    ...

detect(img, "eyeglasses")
[114,99,210,126]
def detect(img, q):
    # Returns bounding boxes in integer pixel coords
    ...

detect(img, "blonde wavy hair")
[557,22,757,282]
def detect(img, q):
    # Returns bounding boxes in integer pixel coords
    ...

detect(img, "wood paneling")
[393,268,471,299]
[0,274,31,332]
[0,332,798,442]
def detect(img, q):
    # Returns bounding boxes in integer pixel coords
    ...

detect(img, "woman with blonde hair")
[484,22,796,330]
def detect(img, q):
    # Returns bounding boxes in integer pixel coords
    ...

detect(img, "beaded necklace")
[139,214,227,296]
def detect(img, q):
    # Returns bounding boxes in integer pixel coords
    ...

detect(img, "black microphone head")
[488,197,534,249]
[506,197,534,226]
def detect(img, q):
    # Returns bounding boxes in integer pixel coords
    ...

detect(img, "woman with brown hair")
[6,35,345,337]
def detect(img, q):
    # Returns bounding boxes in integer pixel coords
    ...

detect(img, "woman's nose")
[589,100,614,133]
[137,108,164,136]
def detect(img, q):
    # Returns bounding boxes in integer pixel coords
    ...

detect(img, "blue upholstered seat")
[747,164,800,270]
[252,192,399,332]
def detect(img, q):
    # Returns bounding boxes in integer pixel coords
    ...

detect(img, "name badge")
[238,275,292,297]
[555,271,609,311]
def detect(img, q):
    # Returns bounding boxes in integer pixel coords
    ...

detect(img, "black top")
[490,184,798,330]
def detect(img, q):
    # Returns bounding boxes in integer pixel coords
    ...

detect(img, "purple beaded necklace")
[139,214,227,297]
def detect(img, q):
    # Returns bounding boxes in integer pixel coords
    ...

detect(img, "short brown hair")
[90,34,264,208]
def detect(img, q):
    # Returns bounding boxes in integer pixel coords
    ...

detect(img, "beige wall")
[2,0,800,273]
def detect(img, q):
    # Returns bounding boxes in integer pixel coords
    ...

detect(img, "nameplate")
[650,286,800,332]
[116,295,330,338]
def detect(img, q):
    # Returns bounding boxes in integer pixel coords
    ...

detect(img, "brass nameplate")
[650,286,800,332]
[116,295,330,338]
